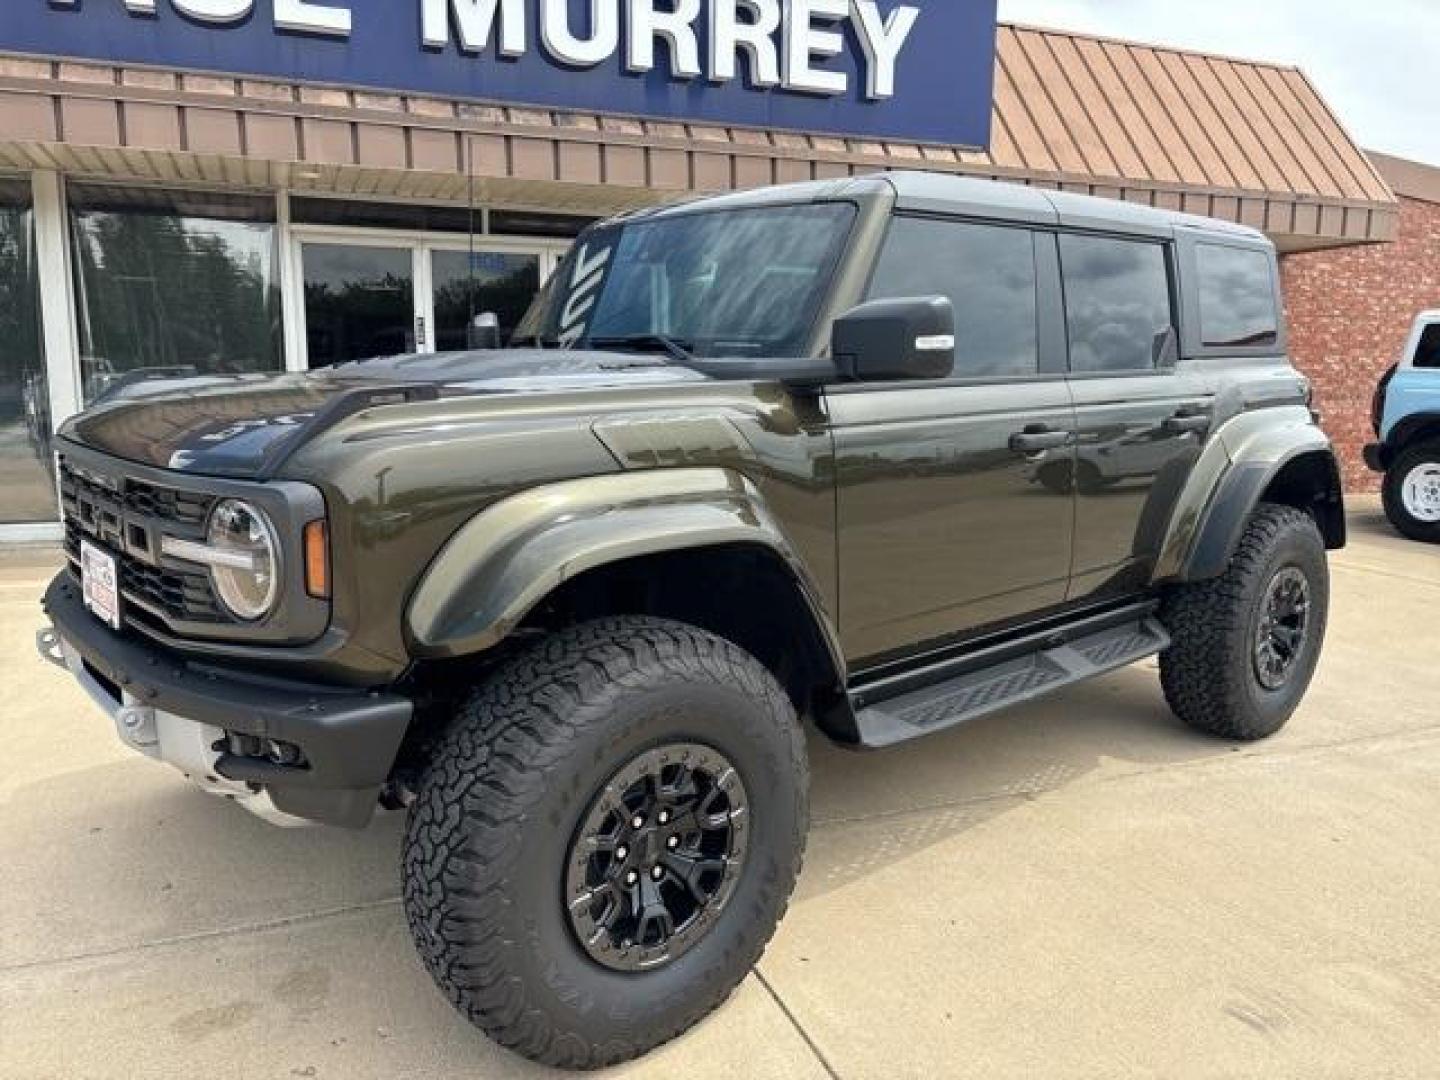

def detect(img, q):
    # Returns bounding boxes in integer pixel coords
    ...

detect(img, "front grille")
[125,480,213,526]
[59,459,230,631]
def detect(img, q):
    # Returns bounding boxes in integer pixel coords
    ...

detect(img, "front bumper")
[1364,442,1387,473]
[40,573,412,827]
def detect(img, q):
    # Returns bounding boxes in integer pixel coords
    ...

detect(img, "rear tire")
[401,616,807,1070]
[1382,441,1440,543]
[1160,503,1329,741]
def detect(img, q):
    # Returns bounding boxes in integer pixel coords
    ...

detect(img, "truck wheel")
[1382,441,1440,543]
[401,616,808,1069]
[1159,503,1328,741]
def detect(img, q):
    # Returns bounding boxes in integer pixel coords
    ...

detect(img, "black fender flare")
[1179,445,1343,582]
[1378,411,1440,469]
[404,468,846,678]
[1155,407,1344,584]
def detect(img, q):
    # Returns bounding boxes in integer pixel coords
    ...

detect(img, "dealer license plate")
[80,540,121,630]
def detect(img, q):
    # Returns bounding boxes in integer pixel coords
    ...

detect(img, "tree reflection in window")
[68,184,282,402]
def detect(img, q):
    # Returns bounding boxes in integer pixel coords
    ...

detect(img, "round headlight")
[206,499,280,621]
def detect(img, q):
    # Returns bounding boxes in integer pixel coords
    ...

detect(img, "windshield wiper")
[588,334,696,363]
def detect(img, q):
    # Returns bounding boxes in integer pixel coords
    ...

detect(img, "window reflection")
[1196,243,1279,349]
[431,250,541,351]
[68,184,282,402]
[0,176,56,523]
[1059,235,1173,373]
[302,244,415,368]
[868,217,1040,378]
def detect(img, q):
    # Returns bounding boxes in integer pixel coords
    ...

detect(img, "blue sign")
[10,1,996,147]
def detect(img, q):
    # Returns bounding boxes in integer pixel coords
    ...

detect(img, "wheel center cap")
[565,742,750,973]
[1253,566,1311,692]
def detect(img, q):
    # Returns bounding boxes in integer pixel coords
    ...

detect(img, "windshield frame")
[514,198,862,361]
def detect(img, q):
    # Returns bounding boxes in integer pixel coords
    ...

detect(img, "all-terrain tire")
[1160,503,1329,741]
[1382,441,1440,543]
[401,616,808,1070]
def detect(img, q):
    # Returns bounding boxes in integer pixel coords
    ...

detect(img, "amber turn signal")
[303,519,329,599]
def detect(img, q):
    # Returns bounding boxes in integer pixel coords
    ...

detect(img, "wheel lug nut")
[658,810,671,825]
[666,836,680,850]
[625,870,639,886]
[631,814,645,829]
[651,866,664,881]
[615,845,629,861]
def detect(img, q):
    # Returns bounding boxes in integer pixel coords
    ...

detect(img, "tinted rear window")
[1196,244,1279,349]
[1059,235,1173,373]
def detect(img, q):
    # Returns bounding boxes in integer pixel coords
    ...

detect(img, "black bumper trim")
[43,573,412,799]
[1363,442,1387,473]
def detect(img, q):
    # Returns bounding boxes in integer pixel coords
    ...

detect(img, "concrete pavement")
[3,499,1439,1079]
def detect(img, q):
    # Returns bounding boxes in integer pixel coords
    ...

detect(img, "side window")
[867,217,1038,378]
[1414,324,1440,369]
[1059,235,1173,373]
[1196,243,1280,349]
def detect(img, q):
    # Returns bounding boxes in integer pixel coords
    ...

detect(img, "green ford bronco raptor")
[38,172,1344,1068]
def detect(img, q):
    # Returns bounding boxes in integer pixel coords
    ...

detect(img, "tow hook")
[36,627,66,671]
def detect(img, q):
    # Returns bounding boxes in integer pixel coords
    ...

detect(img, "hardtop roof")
[629,170,1271,247]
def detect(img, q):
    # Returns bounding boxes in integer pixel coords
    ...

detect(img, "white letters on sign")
[46,0,158,13]
[273,0,352,37]
[709,0,782,88]
[49,0,923,101]
[783,0,847,96]
[422,0,527,56]
[850,0,919,98]
[627,0,703,79]
[541,0,621,68]
[170,0,253,24]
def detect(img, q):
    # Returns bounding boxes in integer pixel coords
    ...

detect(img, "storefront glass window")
[69,184,282,403]
[0,176,56,524]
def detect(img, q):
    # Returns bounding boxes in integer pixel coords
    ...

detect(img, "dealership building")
[0,1,1424,538]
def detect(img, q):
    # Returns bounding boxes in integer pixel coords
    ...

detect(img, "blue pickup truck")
[1367,311,1440,542]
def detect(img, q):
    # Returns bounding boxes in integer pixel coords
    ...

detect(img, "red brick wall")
[1282,195,1440,491]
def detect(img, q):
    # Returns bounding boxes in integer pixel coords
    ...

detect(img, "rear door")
[830,215,1076,665]
[1059,232,1215,600]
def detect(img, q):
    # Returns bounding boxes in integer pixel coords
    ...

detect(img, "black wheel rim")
[1253,566,1312,691]
[565,743,750,972]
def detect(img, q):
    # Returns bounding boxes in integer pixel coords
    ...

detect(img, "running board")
[850,613,1170,750]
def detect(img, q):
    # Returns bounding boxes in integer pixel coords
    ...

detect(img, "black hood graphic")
[60,349,705,477]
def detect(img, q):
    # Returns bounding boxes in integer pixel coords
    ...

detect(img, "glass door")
[299,240,418,369]
[292,228,561,369]
[427,247,543,352]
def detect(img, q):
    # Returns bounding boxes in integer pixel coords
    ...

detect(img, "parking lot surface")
[4,498,1439,1079]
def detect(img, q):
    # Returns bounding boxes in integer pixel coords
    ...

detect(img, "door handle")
[1163,411,1211,435]
[1009,426,1073,454]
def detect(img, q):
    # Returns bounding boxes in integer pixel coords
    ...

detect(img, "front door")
[832,215,1076,666]
[428,248,543,352]
[295,234,556,369]
[300,240,419,367]
[1057,233,1214,600]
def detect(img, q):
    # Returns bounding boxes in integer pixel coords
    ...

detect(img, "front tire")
[1160,504,1329,741]
[402,617,807,1070]
[1382,441,1440,543]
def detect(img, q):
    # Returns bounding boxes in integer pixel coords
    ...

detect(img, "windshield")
[514,202,857,358]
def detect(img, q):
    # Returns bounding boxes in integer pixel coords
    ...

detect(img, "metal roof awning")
[0,23,1398,251]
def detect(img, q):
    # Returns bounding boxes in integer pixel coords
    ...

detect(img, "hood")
[61,349,707,477]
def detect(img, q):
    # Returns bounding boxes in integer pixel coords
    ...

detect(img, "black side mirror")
[467,312,502,350]
[832,296,955,382]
